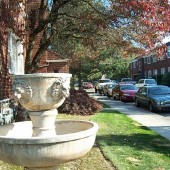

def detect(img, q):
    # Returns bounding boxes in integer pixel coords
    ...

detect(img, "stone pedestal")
[29,109,58,137]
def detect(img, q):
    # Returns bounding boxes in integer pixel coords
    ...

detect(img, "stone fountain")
[0,73,98,170]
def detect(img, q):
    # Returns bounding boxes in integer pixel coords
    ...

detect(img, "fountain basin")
[0,120,98,169]
[12,73,72,111]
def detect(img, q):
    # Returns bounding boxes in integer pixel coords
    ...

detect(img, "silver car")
[95,79,112,94]
[103,83,117,97]
[135,79,157,88]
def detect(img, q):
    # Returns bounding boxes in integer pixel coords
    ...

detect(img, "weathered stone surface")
[0,121,98,169]
[0,73,98,170]
[12,73,71,111]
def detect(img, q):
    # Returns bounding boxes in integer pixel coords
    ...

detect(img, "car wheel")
[112,93,115,99]
[135,98,140,107]
[149,102,156,112]
[120,95,123,101]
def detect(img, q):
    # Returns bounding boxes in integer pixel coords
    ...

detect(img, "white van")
[135,79,157,88]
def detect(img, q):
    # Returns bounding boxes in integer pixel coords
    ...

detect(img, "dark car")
[112,84,138,101]
[134,85,170,112]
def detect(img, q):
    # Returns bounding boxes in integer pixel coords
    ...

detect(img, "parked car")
[120,78,136,84]
[111,80,117,83]
[112,84,138,101]
[135,78,157,88]
[82,82,93,89]
[134,85,170,112]
[92,81,98,87]
[95,79,112,94]
[103,83,117,97]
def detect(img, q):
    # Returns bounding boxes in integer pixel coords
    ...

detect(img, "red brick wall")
[0,0,26,100]
[47,63,69,73]
[0,30,12,99]
[38,50,69,73]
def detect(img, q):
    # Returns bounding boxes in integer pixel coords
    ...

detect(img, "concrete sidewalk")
[89,92,170,141]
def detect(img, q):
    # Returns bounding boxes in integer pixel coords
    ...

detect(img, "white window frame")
[153,69,158,76]
[144,71,147,78]
[147,56,151,64]
[8,31,24,75]
[168,67,170,72]
[161,67,165,75]
[152,56,157,63]
[148,70,152,78]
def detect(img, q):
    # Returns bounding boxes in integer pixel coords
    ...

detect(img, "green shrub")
[152,75,163,85]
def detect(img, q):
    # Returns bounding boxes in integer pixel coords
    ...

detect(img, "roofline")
[46,59,69,63]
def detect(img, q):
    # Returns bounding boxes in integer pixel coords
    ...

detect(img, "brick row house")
[0,0,69,101]
[129,42,170,82]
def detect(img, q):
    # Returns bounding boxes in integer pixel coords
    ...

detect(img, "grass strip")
[91,110,170,170]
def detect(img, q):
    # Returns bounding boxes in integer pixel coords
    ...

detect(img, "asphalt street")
[86,88,170,141]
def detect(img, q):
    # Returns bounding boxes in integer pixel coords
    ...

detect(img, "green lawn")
[91,110,170,170]
[0,111,169,170]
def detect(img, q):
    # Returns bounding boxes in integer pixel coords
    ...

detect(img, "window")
[138,79,144,84]
[152,56,157,63]
[8,31,24,75]
[161,67,166,75]
[144,71,147,78]
[148,70,152,78]
[147,56,151,64]
[144,57,147,63]
[133,61,136,68]
[167,44,170,58]
[153,69,157,76]
[130,63,133,69]
[99,79,111,83]
[159,56,165,60]
[168,67,170,72]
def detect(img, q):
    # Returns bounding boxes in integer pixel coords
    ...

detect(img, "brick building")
[38,50,69,73]
[129,42,170,82]
[0,1,69,100]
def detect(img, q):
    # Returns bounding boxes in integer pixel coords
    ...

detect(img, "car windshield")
[121,78,132,82]
[120,85,138,90]
[99,79,111,83]
[145,79,156,84]
[108,84,117,88]
[149,87,170,95]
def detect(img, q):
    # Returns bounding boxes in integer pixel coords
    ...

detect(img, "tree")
[160,72,170,87]
[1,0,170,74]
